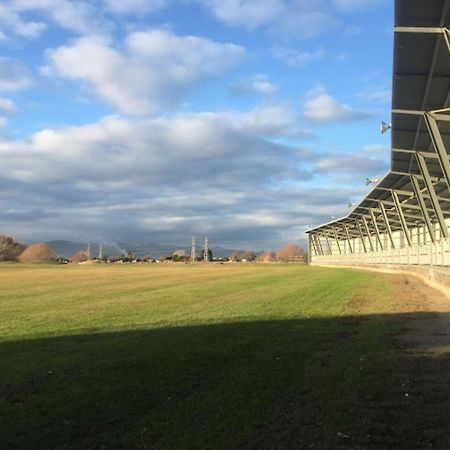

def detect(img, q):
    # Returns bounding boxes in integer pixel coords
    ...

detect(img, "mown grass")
[0,263,421,448]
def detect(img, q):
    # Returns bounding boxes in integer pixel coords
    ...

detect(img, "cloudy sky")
[0,0,393,250]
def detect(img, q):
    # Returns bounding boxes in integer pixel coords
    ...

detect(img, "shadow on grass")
[1,313,450,449]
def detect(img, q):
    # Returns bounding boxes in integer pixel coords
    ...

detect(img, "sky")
[0,0,394,250]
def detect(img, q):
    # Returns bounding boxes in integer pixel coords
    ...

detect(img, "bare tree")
[70,250,89,263]
[277,244,305,263]
[229,251,241,262]
[241,251,256,262]
[18,243,55,262]
[0,235,26,261]
[257,251,278,263]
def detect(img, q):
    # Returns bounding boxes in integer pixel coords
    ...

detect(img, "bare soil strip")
[355,275,450,449]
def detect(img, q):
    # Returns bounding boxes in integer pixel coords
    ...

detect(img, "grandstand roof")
[308,0,450,241]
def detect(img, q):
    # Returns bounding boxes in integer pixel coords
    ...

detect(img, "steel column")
[379,202,395,249]
[332,227,342,255]
[310,234,319,256]
[361,216,375,251]
[369,209,384,250]
[356,220,368,253]
[325,234,333,255]
[410,175,437,243]
[315,234,324,256]
[416,153,449,239]
[342,223,353,254]
[391,190,412,247]
[424,112,450,191]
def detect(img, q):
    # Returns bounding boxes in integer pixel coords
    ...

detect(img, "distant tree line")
[0,235,55,262]
[229,244,305,263]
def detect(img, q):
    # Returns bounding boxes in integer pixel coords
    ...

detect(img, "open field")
[1,263,450,449]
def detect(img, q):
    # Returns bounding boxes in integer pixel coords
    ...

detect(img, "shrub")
[18,243,55,263]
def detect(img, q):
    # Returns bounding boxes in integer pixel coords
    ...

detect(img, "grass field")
[1,263,449,449]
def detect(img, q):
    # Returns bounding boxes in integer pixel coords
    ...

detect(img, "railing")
[311,240,450,267]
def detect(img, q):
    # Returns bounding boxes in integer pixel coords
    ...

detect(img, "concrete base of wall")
[311,263,450,299]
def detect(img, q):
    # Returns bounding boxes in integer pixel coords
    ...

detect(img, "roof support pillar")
[310,234,319,256]
[315,234,324,256]
[342,224,353,254]
[424,112,450,191]
[332,227,342,255]
[369,209,384,250]
[379,201,395,249]
[356,220,368,253]
[325,234,333,255]
[416,153,449,239]
[391,190,412,247]
[362,216,375,251]
[410,175,436,243]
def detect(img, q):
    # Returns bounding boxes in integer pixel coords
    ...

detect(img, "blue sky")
[0,0,394,250]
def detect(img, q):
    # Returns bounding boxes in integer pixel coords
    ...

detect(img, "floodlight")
[381,121,391,134]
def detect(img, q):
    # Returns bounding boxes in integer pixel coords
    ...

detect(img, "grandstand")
[308,0,450,268]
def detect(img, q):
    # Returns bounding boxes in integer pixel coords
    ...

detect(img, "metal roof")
[308,0,450,241]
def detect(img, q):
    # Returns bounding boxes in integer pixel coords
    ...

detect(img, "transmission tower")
[203,237,209,262]
[87,242,91,260]
[191,236,196,262]
[98,242,103,259]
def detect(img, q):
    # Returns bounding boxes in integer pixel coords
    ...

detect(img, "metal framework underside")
[307,0,450,267]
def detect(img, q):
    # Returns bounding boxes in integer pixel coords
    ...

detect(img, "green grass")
[0,263,426,448]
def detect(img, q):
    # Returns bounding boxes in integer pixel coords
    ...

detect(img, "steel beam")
[416,153,449,239]
[310,234,318,256]
[369,209,383,250]
[356,220,367,253]
[361,216,375,252]
[392,148,439,159]
[410,175,436,243]
[391,190,412,247]
[315,234,324,256]
[394,26,448,34]
[391,171,442,182]
[379,202,395,249]
[365,197,424,212]
[332,227,342,255]
[424,112,450,192]
[325,234,332,255]
[342,224,353,254]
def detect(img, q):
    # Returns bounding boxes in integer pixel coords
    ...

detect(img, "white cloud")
[0,107,320,247]
[198,0,341,37]
[199,0,284,29]
[0,97,17,115]
[332,0,387,13]
[11,0,107,34]
[4,92,384,249]
[230,74,277,97]
[102,0,166,15]
[0,58,32,91]
[358,86,391,103]
[44,29,246,115]
[272,47,324,66]
[0,97,17,128]
[250,74,277,96]
[0,2,46,38]
[198,0,387,37]
[303,88,371,123]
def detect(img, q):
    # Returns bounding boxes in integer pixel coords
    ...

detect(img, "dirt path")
[365,275,450,449]
[399,274,450,354]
